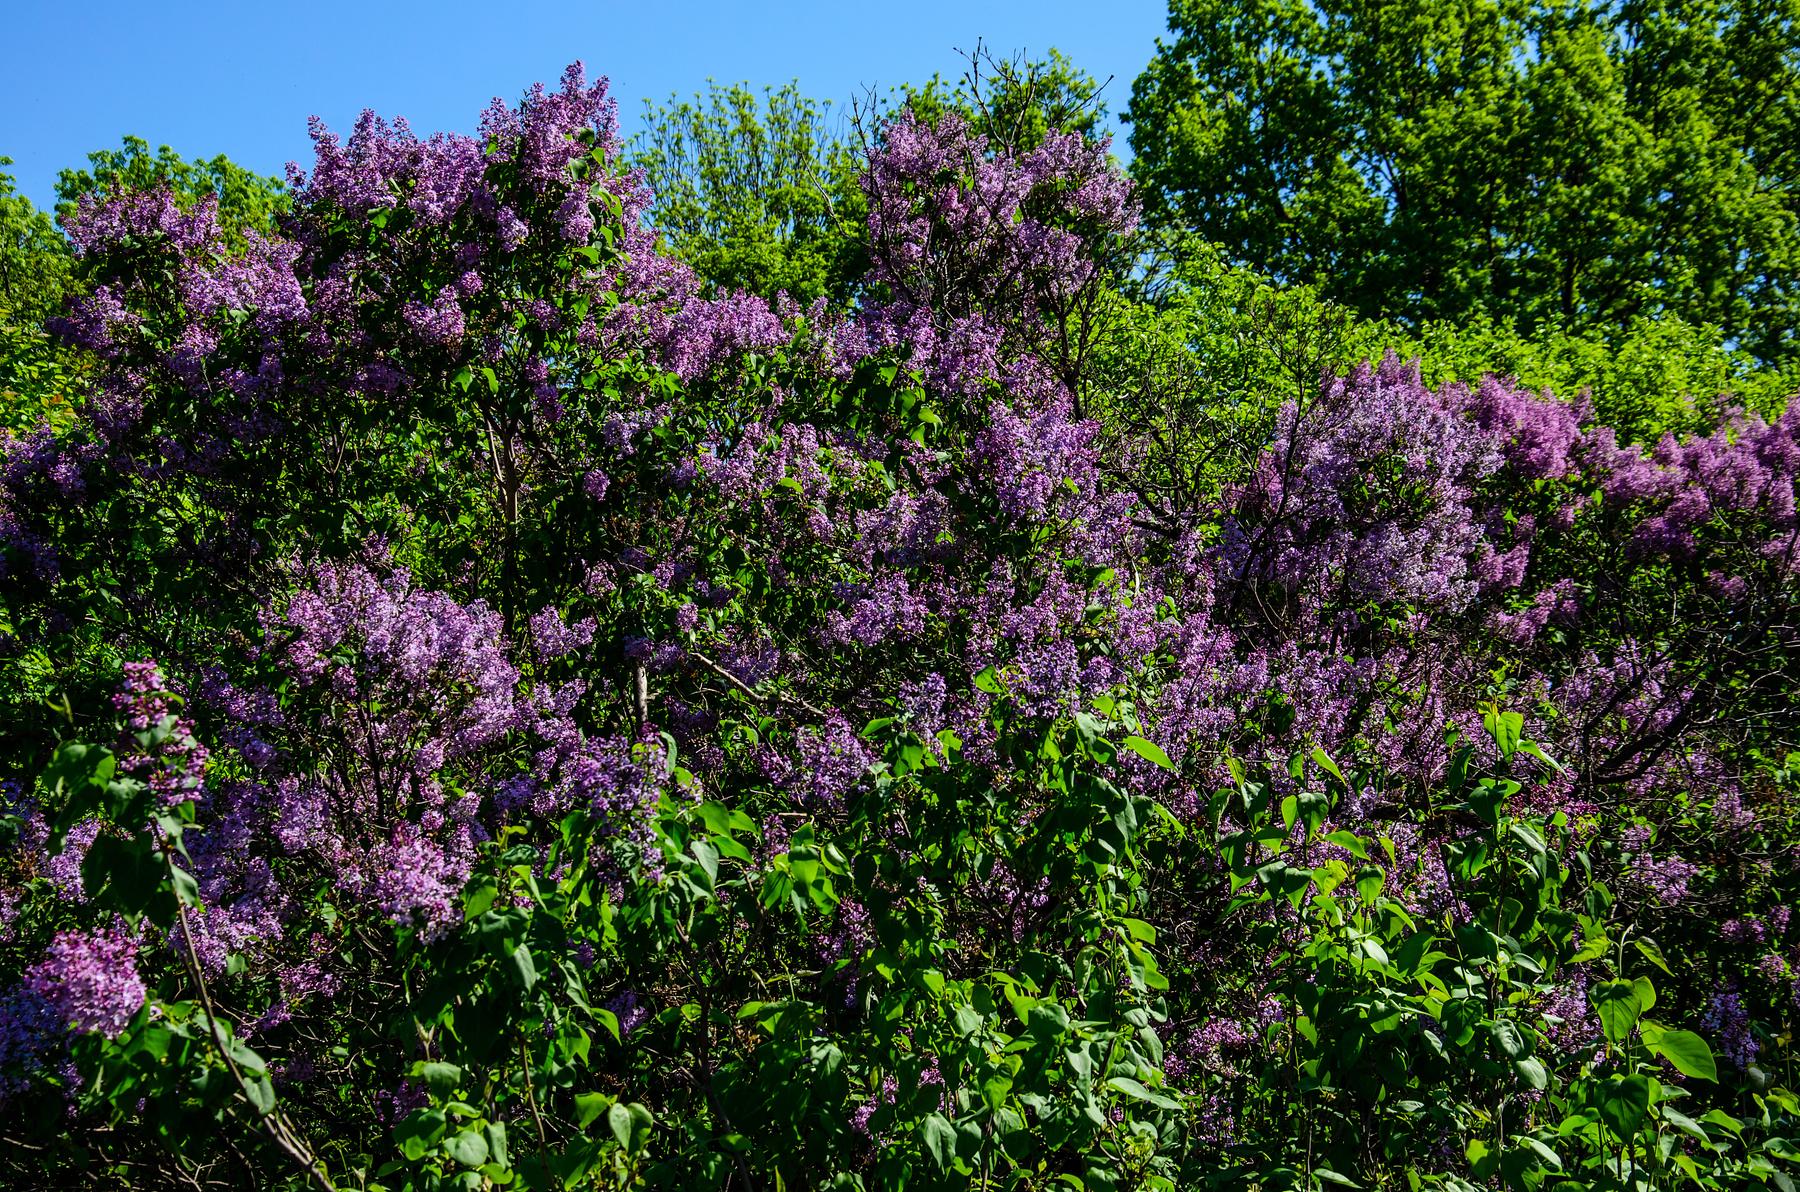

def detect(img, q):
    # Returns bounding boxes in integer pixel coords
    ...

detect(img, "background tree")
[894,45,1113,152]
[1125,0,1800,365]
[55,135,288,246]
[0,160,71,329]
[630,81,865,305]
[0,162,80,434]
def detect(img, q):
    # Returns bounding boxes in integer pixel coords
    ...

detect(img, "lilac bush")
[0,61,1794,1191]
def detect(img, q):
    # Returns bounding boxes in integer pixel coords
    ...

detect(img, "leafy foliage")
[1127,0,1800,367]
[0,55,1795,1192]
[631,81,865,306]
[0,159,72,328]
[55,135,289,246]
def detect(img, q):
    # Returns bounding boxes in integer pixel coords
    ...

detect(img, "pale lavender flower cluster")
[529,605,598,663]
[604,989,651,1036]
[1490,579,1580,645]
[1634,853,1701,905]
[370,823,473,939]
[855,108,1132,395]
[275,561,521,788]
[1221,356,1509,614]
[23,928,146,1038]
[851,1073,899,1137]
[1539,971,1600,1050]
[973,395,1101,523]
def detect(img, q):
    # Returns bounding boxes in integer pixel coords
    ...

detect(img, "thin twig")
[164,839,336,1192]
[687,650,828,719]
[517,1036,551,1154]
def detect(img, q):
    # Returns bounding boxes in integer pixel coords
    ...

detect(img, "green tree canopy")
[630,80,865,305]
[0,159,72,327]
[1125,0,1800,365]
[630,52,1117,307]
[55,135,288,245]
[898,46,1113,151]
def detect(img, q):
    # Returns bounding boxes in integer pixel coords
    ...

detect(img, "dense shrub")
[0,62,1796,1191]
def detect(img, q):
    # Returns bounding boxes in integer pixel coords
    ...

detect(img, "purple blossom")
[529,605,598,663]
[604,989,651,1036]
[19,928,146,1040]
[113,661,210,805]
[1700,988,1759,1070]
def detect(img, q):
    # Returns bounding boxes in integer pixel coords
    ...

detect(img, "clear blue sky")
[1,0,1168,215]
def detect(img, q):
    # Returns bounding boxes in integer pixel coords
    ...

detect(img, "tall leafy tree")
[1126,0,1800,365]
[631,81,866,305]
[0,160,71,328]
[1,161,80,433]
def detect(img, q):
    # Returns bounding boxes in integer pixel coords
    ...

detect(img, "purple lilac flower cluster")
[112,660,210,805]
[0,927,144,1100]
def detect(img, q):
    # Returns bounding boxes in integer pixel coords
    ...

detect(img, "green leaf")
[575,1092,612,1128]
[608,1101,634,1148]
[1483,707,1523,760]
[921,1112,957,1171]
[1491,1019,1531,1060]
[1633,938,1673,976]
[169,863,201,908]
[483,1121,509,1169]
[396,1109,449,1161]
[689,838,719,887]
[1106,1076,1181,1111]
[508,944,539,992]
[420,1061,462,1097]
[1518,740,1564,774]
[1644,1029,1717,1082]
[1593,980,1644,1044]
[1700,1108,1744,1136]
[244,1075,276,1115]
[1121,736,1174,770]
[1310,746,1346,788]
[1661,1106,1711,1143]
[463,877,499,921]
[446,1129,489,1168]
[1593,1074,1652,1138]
